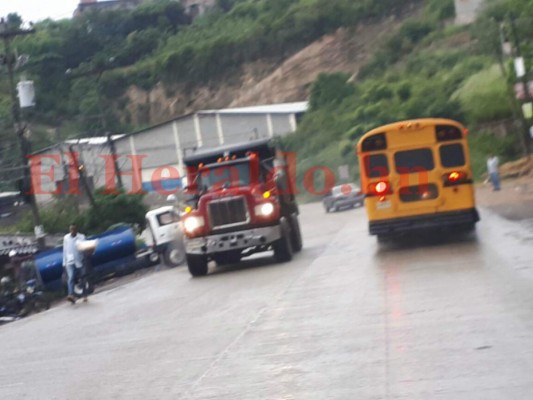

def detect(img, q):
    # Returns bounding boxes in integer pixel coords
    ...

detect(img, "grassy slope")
[284,1,526,193]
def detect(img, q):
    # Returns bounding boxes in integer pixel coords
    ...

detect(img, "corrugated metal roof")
[65,135,126,145]
[199,101,308,115]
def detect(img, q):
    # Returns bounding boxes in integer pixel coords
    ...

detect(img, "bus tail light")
[368,181,391,196]
[443,171,470,187]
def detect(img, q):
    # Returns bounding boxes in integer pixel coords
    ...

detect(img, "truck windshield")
[199,162,251,191]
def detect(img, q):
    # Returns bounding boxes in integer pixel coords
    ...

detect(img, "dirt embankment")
[121,3,423,125]
[476,158,533,221]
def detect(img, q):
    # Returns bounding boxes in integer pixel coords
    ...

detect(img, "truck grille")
[208,197,249,229]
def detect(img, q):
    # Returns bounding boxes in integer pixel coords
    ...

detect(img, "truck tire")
[273,221,293,263]
[163,244,185,267]
[289,215,303,252]
[186,254,208,277]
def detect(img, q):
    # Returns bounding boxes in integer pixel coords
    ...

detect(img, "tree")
[309,73,355,110]
[7,13,22,29]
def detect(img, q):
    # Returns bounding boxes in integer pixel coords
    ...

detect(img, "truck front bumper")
[185,225,282,255]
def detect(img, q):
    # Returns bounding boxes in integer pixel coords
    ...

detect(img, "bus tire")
[186,254,208,277]
[273,220,293,263]
[377,234,390,244]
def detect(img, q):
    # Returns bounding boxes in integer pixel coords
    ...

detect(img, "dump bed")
[184,138,276,167]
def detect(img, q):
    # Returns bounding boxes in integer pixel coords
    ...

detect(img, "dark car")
[323,184,364,213]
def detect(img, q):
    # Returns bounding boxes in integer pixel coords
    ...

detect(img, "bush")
[83,189,148,234]
[453,65,514,124]
[469,132,518,180]
[16,198,82,234]
[309,73,355,110]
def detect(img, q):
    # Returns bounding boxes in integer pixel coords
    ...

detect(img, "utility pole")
[68,145,97,208]
[0,18,45,249]
[55,126,70,195]
[96,74,124,190]
[508,16,532,156]
[67,63,124,191]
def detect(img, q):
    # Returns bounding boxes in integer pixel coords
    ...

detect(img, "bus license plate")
[376,200,391,210]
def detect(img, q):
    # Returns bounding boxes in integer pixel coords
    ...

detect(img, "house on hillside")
[74,0,216,19]
[181,0,216,18]
[454,0,487,25]
[74,0,146,17]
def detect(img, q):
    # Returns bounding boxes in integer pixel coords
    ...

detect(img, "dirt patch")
[229,16,423,107]
[120,3,424,123]
[476,171,533,221]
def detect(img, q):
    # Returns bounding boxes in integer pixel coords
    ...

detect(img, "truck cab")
[142,206,185,267]
[181,139,302,276]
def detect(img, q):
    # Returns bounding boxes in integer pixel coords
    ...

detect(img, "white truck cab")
[142,206,185,267]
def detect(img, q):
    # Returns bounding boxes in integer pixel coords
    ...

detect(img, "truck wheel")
[186,254,208,277]
[289,215,303,252]
[149,251,160,265]
[163,245,185,267]
[273,221,293,263]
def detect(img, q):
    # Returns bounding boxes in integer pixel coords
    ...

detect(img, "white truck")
[140,206,186,267]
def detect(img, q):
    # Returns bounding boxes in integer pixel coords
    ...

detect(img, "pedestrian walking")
[62,224,86,303]
[486,154,501,191]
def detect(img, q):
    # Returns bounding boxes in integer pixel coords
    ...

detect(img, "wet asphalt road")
[1,203,533,400]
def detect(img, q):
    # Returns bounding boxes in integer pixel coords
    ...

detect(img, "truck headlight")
[255,202,274,217]
[183,216,205,234]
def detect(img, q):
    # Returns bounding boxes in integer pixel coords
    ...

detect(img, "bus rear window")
[364,154,389,178]
[394,148,434,173]
[362,133,387,152]
[439,144,465,167]
[436,125,462,141]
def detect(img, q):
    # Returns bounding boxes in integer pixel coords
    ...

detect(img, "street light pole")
[0,18,45,249]
[67,63,124,190]
[95,71,123,190]
[508,16,532,156]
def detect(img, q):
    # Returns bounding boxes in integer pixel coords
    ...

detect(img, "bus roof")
[356,118,466,152]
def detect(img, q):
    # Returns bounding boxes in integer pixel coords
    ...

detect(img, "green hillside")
[0,0,531,195]
[283,0,532,192]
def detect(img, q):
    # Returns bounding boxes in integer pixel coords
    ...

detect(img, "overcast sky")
[0,0,80,23]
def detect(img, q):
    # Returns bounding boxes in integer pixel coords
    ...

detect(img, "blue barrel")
[35,226,137,290]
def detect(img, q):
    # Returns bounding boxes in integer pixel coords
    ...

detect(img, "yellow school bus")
[356,118,479,240]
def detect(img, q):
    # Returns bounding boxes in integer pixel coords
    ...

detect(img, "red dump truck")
[181,139,302,276]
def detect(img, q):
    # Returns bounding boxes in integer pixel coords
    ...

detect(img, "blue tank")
[35,226,137,291]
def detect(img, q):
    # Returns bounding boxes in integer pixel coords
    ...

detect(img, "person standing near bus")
[487,154,501,191]
[62,224,86,303]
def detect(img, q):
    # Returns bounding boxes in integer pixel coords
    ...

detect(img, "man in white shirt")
[486,154,501,191]
[62,224,86,303]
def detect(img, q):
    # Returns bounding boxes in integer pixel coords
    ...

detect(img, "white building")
[32,102,308,204]
[454,0,487,25]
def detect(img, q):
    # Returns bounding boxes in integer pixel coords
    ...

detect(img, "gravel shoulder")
[476,173,533,221]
